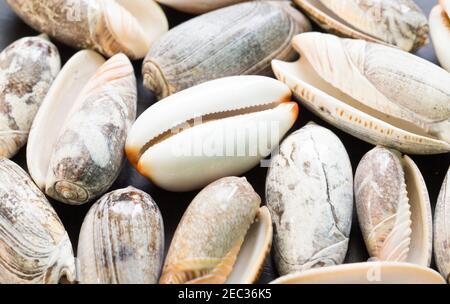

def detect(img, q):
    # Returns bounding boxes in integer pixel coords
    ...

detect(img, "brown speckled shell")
[434,167,450,282]
[77,187,164,284]
[0,35,60,158]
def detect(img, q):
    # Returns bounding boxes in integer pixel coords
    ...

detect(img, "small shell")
[0,158,75,284]
[270,262,445,284]
[266,123,353,275]
[143,1,311,99]
[6,0,168,59]
[27,51,137,205]
[77,187,164,284]
[434,167,450,282]
[294,0,429,52]
[155,0,249,13]
[0,35,60,159]
[354,146,432,266]
[160,177,265,284]
[272,32,450,154]
[430,2,450,72]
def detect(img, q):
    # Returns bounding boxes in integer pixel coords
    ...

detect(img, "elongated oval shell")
[0,35,60,159]
[272,32,450,154]
[0,158,75,284]
[6,0,168,59]
[270,262,445,284]
[143,1,311,99]
[77,187,164,284]
[430,3,450,72]
[266,123,353,275]
[295,0,429,52]
[354,146,432,266]
[156,0,248,13]
[160,177,261,284]
[434,167,450,282]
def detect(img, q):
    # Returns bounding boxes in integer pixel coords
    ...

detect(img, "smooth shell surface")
[272,32,450,154]
[77,187,164,284]
[294,0,429,52]
[430,3,450,72]
[266,123,353,275]
[0,35,60,159]
[434,167,450,282]
[160,177,261,284]
[270,262,446,284]
[155,0,249,13]
[355,146,432,266]
[143,1,311,99]
[6,0,168,59]
[0,158,75,284]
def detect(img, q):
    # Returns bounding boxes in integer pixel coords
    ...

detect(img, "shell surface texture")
[77,187,164,284]
[0,35,60,159]
[0,158,76,284]
[272,32,450,155]
[27,51,137,205]
[126,75,298,192]
[143,0,311,99]
[294,0,429,51]
[5,0,168,59]
[159,177,270,284]
[155,0,249,14]
[430,0,450,72]
[354,146,432,266]
[434,166,450,282]
[266,123,353,275]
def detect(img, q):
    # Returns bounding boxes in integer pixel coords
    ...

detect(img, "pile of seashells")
[0,0,449,284]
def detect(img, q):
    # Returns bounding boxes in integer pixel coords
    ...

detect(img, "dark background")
[0,0,448,283]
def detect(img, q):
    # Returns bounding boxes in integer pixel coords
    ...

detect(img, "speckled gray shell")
[266,123,353,276]
[434,167,450,282]
[160,177,261,284]
[0,35,60,159]
[77,187,164,284]
[143,1,311,99]
[0,158,75,284]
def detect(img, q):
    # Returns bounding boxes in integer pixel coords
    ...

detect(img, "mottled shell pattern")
[434,167,450,282]
[160,177,261,284]
[143,0,311,99]
[294,0,429,52]
[272,32,450,154]
[6,0,168,59]
[0,158,76,284]
[354,146,432,266]
[77,187,164,284]
[0,35,60,159]
[430,0,450,72]
[155,0,249,13]
[266,123,353,275]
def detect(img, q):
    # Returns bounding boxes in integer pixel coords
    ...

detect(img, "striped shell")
[77,187,164,284]
[143,1,311,99]
[434,167,450,282]
[430,1,450,72]
[0,35,60,159]
[354,146,432,266]
[266,123,353,275]
[155,0,249,13]
[0,158,75,284]
[6,0,168,59]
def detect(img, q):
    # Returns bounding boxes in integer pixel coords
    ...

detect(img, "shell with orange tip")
[155,0,248,14]
[354,146,433,266]
[27,51,137,205]
[125,76,298,192]
[160,177,272,284]
[272,32,450,155]
[430,1,450,72]
[5,0,168,59]
[270,262,445,284]
[434,167,450,282]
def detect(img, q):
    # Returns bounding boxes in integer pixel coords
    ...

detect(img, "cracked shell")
[266,123,353,275]
[0,34,60,159]
[143,1,311,99]
[160,177,272,284]
[434,166,450,282]
[355,146,432,266]
[272,32,450,155]
[0,158,76,284]
[77,187,164,284]
[6,0,168,60]
[27,51,137,205]
[155,0,249,14]
[294,0,429,52]
[430,1,450,72]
